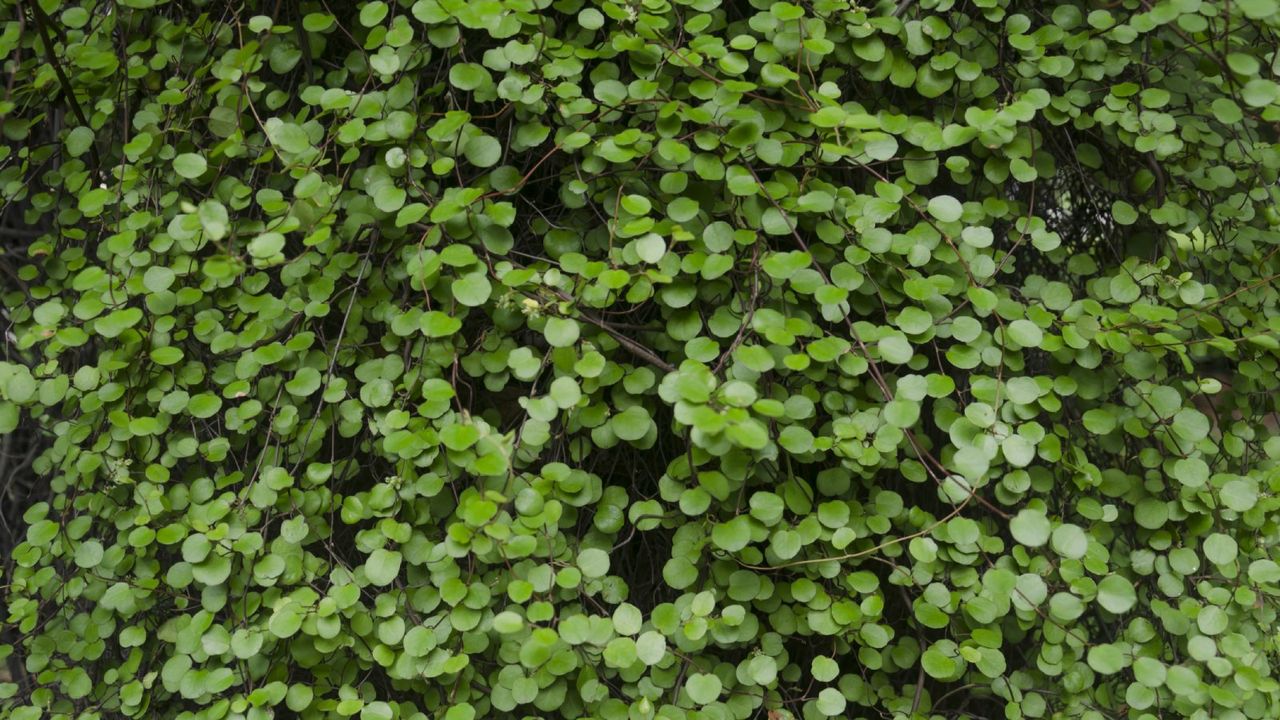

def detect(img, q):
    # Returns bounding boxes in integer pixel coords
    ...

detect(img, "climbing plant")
[2,0,1280,719]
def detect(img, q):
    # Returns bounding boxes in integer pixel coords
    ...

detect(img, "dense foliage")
[3,0,1280,718]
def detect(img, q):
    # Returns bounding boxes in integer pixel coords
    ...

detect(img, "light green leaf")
[684,673,722,704]
[1010,509,1051,548]
[927,195,963,222]
[173,153,207,179]
[452,273,492,306]
[612,406,651,441]
[365,548,402,586]
[1050,523,1088,560]
[577,548,610,578]
[544,317,580,348]
[266,119,312,154]
[1096,575,1137,613]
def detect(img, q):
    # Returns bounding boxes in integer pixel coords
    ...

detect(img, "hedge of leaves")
[3,0,1280,718]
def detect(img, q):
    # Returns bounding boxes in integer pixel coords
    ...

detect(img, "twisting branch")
[507,258,677,373]
[24,0,102,169]
[555,296,675,373]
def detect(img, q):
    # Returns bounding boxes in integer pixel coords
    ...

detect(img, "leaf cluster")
[2,1,1280,720]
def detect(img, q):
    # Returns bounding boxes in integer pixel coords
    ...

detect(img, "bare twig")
[24,0,102,169]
